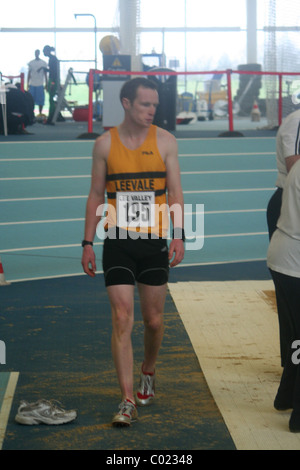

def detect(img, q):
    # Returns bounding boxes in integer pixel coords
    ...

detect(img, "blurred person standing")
[27,49,48,116]
[43,45,60,124]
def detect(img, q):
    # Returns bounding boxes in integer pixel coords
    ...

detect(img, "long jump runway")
[1,136,297,450]
[0,275,235,450]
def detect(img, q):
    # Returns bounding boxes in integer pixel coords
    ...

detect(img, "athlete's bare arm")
[157,128,185,268]
[81,132,110,277]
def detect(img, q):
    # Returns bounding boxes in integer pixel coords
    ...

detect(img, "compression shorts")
[102,235,169,287]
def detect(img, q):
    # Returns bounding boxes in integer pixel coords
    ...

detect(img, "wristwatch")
[81,240,93,247]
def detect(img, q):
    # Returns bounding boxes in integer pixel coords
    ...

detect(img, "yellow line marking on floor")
[0,372,19,450]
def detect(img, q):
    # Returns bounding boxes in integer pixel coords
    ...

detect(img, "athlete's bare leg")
[107,284,135,402]
[137,282,167,373]
[107,281,167,402]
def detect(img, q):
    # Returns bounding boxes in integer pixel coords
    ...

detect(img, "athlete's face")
[125,86,159,127]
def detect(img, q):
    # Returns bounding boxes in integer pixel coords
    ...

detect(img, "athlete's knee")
[143,312,164,333]
[112,303,134,337]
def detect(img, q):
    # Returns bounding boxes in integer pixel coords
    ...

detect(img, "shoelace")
[141,375,154,395]
[43,400,68,415]
[24,399,68,415]
[119,400,135,416]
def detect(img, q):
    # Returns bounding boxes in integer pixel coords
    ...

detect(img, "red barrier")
[226,69,234,132]
[278,74,283,126]
[87,68,300,135]
[0,73,24,90]
[88,70,94,133]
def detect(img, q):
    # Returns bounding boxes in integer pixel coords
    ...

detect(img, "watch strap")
[82,240,93,247]
[172,228,185,242]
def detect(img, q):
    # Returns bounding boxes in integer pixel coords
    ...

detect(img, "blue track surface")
[0,137,276,282]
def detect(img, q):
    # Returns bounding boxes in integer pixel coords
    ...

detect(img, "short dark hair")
[120,77,158,104]
[43,45,55,56]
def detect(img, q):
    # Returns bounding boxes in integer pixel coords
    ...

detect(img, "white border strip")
[0,157,91,162]
[0,232,268,254]
[0,209,266,226]
[0,152,275,162]
[178,152,275,157]
[0,169,276,181]
[0,218,85,226]
[0,175,89,181]
[7,257,268,284]
[0,187,275,203]
[181,169,276,174]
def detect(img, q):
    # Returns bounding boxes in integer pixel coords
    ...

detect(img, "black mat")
[0,275,235,450]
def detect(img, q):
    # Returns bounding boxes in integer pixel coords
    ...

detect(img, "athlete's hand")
[81,245,97,277]
[168,239,185,268]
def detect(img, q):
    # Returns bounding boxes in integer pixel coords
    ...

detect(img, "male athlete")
[81,77,185,427]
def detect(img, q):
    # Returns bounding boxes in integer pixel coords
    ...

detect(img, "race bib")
[117,192,155,228]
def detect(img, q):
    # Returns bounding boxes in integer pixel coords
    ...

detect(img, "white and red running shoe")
[112,398,138,427]
[135,368,155,406]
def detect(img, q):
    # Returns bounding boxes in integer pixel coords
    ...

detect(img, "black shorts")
[102,235,169,287]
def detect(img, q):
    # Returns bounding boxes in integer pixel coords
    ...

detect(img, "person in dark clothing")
[43,45,60,124]
[0,84,34,135]
[266,109,300,367]
[267,159,300,432]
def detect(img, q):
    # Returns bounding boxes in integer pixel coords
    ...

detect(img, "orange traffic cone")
[251,100,261,122]
[0,257,11,286]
